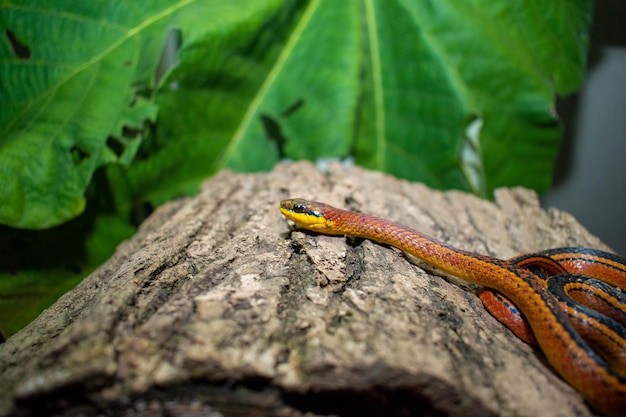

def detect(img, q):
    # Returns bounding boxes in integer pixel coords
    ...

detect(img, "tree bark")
[0,161,610,417]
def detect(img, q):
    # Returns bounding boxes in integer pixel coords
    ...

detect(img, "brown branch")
[0,161,608,417]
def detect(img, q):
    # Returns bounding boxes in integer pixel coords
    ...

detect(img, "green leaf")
[0,0,184,229]
[128,0,363,204]
[1,0,591,225]
[355,0,591,196]
[128,0,590,205]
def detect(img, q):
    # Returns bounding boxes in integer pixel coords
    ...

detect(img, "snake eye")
[293,202,307,213]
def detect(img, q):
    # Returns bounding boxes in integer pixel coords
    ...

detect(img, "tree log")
[0,161,610,417]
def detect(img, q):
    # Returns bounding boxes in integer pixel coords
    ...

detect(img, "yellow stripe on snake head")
[279,199,342,234]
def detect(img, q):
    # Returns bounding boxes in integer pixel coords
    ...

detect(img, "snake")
[279,198,626,417]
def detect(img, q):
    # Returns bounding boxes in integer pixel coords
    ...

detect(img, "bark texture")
[0,161,611,417]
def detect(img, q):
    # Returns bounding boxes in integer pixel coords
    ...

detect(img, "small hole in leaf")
[260,114,286,159]
[5,29,31,59]
[70,145,90,166]
[122,126,141,139]
[106,137,125,158]
[281,99,304,118]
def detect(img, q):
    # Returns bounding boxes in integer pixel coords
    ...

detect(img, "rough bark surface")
[0,161,611,417]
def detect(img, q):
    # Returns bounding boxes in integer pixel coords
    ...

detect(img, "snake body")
[279,198,626,417]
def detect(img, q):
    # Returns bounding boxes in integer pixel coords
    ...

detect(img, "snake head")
[279,198,341,234]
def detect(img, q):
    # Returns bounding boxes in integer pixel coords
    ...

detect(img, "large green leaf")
[133,0,590,204]
[128,0,362,204]
[0,0,184,229]
[0,0,591,225]
[361,0,590,195]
